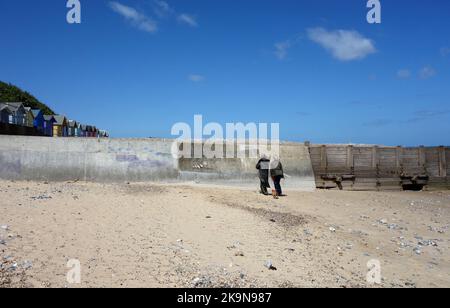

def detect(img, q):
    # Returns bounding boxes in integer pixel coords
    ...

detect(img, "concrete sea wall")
[0,136,316,191]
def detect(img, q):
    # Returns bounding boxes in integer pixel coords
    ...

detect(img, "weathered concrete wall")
[178,141,315,190]
[0,136,315,191]
[0,136,178,183]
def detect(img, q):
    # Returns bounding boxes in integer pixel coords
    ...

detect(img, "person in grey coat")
[270,155,285,198]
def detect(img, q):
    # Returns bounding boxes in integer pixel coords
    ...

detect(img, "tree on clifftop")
[0,81,55,115]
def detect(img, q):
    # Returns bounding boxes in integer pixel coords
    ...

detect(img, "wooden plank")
[446,148,450,175]
[439,146,447,177]
[425,148,440,177]
[320,145,327,170]
[372,146,378,169]
[396,146,402,172]
[354,146,374,170]
[347,145,354,169]
[419,146,426,173]
[427,176,450,190]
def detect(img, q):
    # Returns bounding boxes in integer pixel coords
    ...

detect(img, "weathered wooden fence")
[309,145,450,191]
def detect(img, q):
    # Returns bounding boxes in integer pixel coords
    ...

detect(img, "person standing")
[256,154,271,195]
[269,155,284,198]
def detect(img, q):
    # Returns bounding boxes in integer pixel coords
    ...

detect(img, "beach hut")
[98,130,109,138]
[0,102,27,125]
[24,107,34,127]
[52,115,68,137]
[0,104,13,124]
[79,124,87,137]
[31,109,45,133]
[76,122,82,137]
[67,120,79,137]
[43,115,56,137]
[86,125,94,137]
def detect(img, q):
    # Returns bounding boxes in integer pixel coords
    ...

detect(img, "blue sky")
[1,0,449,145]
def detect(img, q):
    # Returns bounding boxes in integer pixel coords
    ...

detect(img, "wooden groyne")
[309,144,449,191]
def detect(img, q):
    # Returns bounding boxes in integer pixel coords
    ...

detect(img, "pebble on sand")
[264,261,277,271]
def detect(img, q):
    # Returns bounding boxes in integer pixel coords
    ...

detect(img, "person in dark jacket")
[256,154,271,195]
[269,155,284,198]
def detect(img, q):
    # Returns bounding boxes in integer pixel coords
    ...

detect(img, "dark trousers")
[272,176,283,196]
[259,170,270,195]
[260,180,269,195]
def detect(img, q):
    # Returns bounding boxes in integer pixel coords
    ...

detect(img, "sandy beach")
[1,180,449,288]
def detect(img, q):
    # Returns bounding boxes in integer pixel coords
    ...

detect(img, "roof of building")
[43,115,55,121]
[0,104,13,114]
[53,115,67,126]
[0,102,25,112]
[31,109,42,118]
[68,120,78,128]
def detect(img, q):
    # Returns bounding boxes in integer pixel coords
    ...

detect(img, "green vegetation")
[0,81,55,115]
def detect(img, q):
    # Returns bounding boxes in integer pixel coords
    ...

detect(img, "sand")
[1,179,449,288]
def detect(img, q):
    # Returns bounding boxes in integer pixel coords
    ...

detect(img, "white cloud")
[307,27,376,61]
[109,1,157,33]
[397,69,411,79]
[178,14,198,27]
[153,0,173,18]
[188,74,205,82]
[419,66,436,79]
[274,41,291,60]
